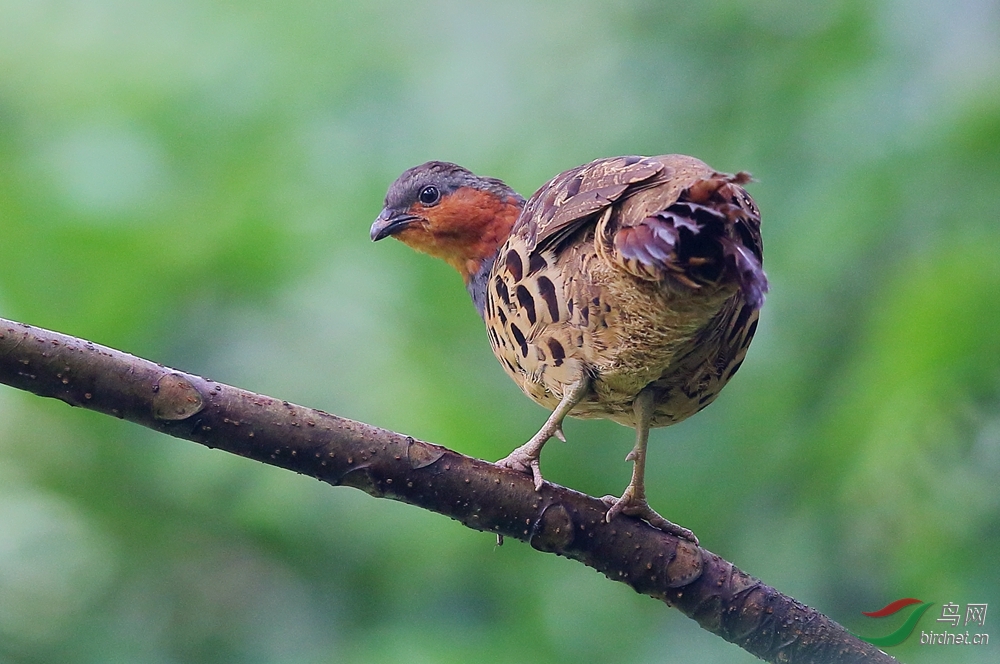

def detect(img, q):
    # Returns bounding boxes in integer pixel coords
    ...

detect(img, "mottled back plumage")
[482,154,766,429]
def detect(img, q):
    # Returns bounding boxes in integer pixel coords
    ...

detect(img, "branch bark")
[0,317,893,664]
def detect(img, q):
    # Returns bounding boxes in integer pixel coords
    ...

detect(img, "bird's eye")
[418,185,440,206]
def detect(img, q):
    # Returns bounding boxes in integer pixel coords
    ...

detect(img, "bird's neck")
[434,189,522,283]
[466,250,499,319]
[450,192,522,318]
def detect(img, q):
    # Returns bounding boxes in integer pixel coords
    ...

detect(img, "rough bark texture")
[0,318,894,664]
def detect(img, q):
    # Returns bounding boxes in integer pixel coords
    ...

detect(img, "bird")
[370,155,766,543]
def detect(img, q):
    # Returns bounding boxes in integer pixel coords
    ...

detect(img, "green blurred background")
[1,1,998,662]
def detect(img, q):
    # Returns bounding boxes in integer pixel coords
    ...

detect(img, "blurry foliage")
[1,0,998,662]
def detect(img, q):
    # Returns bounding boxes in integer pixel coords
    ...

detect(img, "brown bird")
[371,155,766,543]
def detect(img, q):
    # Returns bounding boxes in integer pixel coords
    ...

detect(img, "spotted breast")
[484,154,764,430]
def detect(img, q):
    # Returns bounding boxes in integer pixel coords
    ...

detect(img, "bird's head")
[371,161,525,283]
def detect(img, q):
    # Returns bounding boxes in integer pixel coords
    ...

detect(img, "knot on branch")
[152,373,205,420]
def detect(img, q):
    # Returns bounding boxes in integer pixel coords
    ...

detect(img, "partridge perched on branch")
[371,155,767,543]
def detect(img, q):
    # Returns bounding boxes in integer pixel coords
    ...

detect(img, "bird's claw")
[495,418,570,491]
[601,493,699,545]
[496,450,544,490]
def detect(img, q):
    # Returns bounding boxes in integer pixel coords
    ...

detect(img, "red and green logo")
[857,598,934,647]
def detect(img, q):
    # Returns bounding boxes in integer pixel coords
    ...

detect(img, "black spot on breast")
[566,298,574,315]
[495,277,511,308]
[515,285,536,325]
[505,250,523,282]
[580,304,590,325]
[510,323,528,357]
[497,308,507,325]
[725,359,744,380]
[744,318,759,343]
[528,252,547,275]
[546,339,565,367]
[536,276,559,322]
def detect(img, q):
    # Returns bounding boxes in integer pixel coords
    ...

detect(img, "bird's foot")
[495,422,565,490]
[602,491,699,545]
[495,447,544,490]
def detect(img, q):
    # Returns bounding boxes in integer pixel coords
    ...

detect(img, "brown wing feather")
[598,160,767,308]
[514,155,665,252]
[513,154,766,308]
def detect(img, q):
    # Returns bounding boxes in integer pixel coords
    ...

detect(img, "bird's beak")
[370,209,420,242]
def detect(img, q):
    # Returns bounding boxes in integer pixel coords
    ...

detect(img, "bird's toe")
[496,449,544,490]
[603,493,699,545]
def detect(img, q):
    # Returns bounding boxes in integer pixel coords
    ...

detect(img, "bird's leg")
[602,388,699,544]
[495,375,590,490]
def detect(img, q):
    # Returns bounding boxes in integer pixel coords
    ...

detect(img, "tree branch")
[0,318,893,664]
